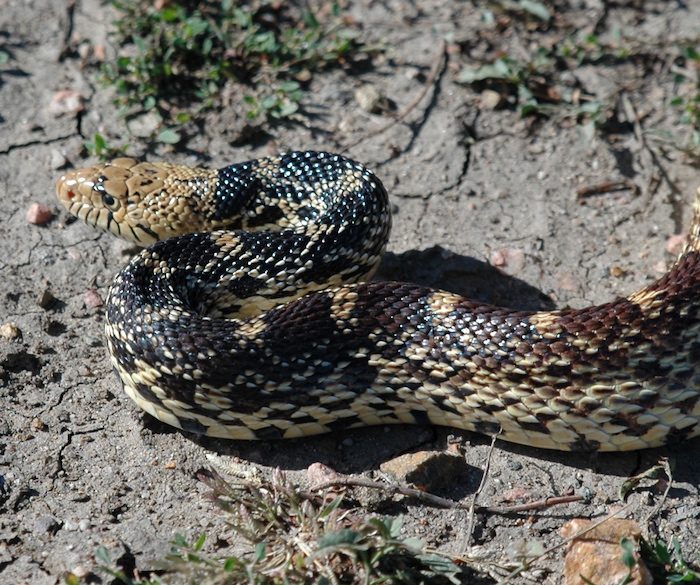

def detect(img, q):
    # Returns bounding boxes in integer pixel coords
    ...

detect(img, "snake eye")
[102,193,120,210]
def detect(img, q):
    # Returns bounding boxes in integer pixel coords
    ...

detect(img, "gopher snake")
[56,151,700,451]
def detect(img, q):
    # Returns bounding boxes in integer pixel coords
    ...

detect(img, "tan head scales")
[56,158,219,245]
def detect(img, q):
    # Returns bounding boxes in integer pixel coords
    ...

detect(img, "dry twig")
[464,432,500,550]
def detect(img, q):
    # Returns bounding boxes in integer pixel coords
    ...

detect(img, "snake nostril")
[67,190,75,199]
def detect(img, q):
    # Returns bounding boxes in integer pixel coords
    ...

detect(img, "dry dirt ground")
[1,0,700,583]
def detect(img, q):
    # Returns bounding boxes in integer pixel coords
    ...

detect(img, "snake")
[55,150,700,452]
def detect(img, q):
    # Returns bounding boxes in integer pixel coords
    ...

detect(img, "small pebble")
[666,233,686,256]
[84,288,104,309]
[307,462,341,486]
[49,149,68,170]
[70,566,89,578]
[48,89,85,116]
[354,84,385,113]
[30,418,46,431]
[33,515,60,535]
[37,288,58,309]
[63,519,79,532]
[0,323,20,340]
[479,89,503,110]
[93,44,106,62]
[609,265,627,278]
[164,460,177,470]
[490,248,525,274]
[558,272,579,293]
[26,203,54,225]
[500,486,533,502]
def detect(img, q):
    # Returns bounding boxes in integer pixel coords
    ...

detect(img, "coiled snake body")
[57,151,700,451]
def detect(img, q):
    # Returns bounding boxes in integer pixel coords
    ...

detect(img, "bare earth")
[1,0,700,583]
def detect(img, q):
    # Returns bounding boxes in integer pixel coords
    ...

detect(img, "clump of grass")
[70,469,469,584]
[456,48,604,126]
[618,534,700,585]
[83,131,129,160]
[102,0,370,136]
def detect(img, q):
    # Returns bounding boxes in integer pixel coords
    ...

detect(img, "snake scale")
[56,151,700,451]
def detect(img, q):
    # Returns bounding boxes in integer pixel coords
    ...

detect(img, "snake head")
[56,158,219,245]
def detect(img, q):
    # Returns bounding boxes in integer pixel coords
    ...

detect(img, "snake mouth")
[62,198,159,245]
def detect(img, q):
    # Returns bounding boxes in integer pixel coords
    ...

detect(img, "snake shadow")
[376,246,556,311]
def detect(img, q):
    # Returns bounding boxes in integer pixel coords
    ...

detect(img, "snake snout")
[56,169,85,207]
[56,165,133,240]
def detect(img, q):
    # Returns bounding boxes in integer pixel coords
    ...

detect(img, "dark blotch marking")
[516,418,550,434]
[567,437,602,452]
[326,414,361,432]
[409,409,432,426]
[470,420,502,436]
[254,425,285,440]
[213,164,263,221]
[179,417,209,435]
[128,381,160,406]
[245,205,285,228]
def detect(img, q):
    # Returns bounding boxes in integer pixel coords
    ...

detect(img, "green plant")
[640,536,700,583]
[70,469,468,584]
[456,51,603,125]
[102,0,370,135]
[83,132,129,160]
[670,46,700,155]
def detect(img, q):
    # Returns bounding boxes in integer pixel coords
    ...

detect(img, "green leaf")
[619,461,667,501]
[94,546,111,565]
[683,46,700,62]
[274,101,298,118]
[620,537,636,569]
[302,10,320,29]
[0,50,9,65]
[518,0,551,22]
[416,553,462,584]
[254,541,266,562]
[63,572,80,585]
[160,6,181,22]
[261,94,279,110]
[133,35,147,53]
[157,128,181,144]
[280,80,301,92]
[193,533,206,551]
[317,529,362,549]
[223,556,240,572]
[319,494,343,518]
[457,62,509,84]
[172,533,188,547]
[401,536,424,551]
[654,538,672,564]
